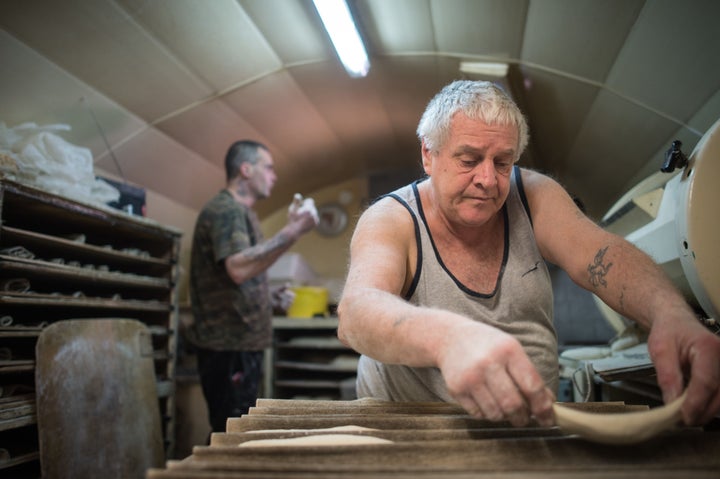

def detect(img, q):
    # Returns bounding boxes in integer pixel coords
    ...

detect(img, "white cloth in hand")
[288,193,304,216]
[288,193,319,224]
[297,197,319,224]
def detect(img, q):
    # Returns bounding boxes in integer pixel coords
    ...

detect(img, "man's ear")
[239,161,253,179]
[421,140,433,176]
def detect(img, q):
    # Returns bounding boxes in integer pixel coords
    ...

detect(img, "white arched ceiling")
[2,0,719,219]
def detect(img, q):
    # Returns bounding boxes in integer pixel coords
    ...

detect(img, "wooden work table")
[149,397,720,478]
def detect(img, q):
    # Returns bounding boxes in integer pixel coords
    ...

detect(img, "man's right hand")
[287,195,318,236]
[439,320,555,427]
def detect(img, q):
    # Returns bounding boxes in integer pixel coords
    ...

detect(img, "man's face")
[422,112,518,227]
[247,148,277,199]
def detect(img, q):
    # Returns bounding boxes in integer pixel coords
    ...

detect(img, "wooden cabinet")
[0,178,181,477]
[268,318,359,400]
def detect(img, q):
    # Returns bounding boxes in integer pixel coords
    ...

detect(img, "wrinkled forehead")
[449,112,520,143]
[453,108,519,131]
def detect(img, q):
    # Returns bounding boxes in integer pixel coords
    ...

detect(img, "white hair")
[416,80,529,159]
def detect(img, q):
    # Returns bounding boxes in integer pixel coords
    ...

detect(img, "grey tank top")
[357,166,558,401]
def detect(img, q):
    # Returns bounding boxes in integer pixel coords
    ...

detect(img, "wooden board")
[36,319,164,479]
[148,395,720,479]
[188,432,720,471]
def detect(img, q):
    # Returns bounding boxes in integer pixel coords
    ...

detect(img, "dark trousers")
[195,348,264,433]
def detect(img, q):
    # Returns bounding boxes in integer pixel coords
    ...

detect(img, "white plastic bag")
[0,122,119,205]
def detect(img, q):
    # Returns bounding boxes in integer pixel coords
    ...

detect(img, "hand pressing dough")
[553,391,686,445]
[239,433,393,448]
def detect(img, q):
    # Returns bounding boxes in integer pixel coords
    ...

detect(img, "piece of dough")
[553,391,686,445]
[560,346,611,361]
[239,433,393,448]
[246,425,378,434]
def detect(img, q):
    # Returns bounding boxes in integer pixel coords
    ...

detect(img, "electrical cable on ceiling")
[80,96,126,182]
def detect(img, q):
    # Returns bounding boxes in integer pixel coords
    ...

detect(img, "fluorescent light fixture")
[313,0,370,78]
[459,61,509,78]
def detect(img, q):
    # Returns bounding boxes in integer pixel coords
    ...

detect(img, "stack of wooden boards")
[148,397,719,478]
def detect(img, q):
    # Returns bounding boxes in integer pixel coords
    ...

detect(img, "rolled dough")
[553,391,686,445]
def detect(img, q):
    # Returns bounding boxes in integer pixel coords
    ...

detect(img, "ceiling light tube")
[459,61,509,78]
[313,0,370,78]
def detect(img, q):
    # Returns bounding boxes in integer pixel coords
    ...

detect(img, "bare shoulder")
[353,196,416,242]
[518,167,562,192]
[361,194,414,218]
[517,167,606,267]
[517,167,577,213]
[346,195,418,295]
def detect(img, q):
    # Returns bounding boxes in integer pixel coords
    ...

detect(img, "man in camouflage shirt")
[188,140,317,433]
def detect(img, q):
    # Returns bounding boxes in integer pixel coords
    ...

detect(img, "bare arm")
[338,197,555,426]
[224,210,316,284]
[524,169,681,325]
[338,197,438,365]
[523,168,720,425]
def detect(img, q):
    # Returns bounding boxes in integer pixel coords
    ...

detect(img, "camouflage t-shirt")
[187,190,272,350]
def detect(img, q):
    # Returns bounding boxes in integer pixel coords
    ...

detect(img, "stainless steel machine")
[599,117,719,333]
[562,118,719,401]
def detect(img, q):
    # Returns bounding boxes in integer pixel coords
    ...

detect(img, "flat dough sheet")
[239,433,393,448]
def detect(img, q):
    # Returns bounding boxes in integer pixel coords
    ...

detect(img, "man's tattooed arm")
[240,231,294,262]
[225,231,296,284]
[587,245,613,288]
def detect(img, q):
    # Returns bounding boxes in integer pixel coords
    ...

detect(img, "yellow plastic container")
[287,286,329,318]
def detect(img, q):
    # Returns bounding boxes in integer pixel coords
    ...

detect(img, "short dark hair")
[225,140,268,181]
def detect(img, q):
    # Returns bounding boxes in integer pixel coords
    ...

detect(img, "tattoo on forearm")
[587,246,613,288]
[393,314,408,328]
[243,232,293,261]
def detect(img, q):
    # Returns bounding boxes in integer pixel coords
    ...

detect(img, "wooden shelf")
[278,336,347,349]
[2,226,171,273]
[0,451,40,471]
[270,317,359,400]
[0,256,169,290]
[0,397,35,424]
[0,328,43,339]
[275,357,358,373]
[0,395,37,433]
[0,178,182,475]
[275,379,349,389]
[0,293,170,312]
